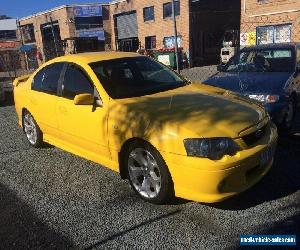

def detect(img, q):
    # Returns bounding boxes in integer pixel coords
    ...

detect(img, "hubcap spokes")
[128,148,161,198]
[24,114,37,144]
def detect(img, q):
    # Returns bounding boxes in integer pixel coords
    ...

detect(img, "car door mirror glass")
[74,93,94,105]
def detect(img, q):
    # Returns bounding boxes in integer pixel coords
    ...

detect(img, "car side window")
[32,63,64,95]
[62,64,94,100]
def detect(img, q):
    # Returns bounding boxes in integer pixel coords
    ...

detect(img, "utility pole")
[172,0,180,73]
[49,16,58,57]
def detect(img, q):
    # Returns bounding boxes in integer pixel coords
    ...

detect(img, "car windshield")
[89,56,187,99]
[224,48,295,73]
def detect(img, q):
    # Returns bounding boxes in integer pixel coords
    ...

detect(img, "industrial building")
[0,18,25,73]
[241,0,300,46]
[17,0,300,68]
[19,3,111,66]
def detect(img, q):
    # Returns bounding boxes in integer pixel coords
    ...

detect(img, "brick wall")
[19,5,111,60]
[19,7,71,58]
[109,0,190,52]
[241,0,300,44]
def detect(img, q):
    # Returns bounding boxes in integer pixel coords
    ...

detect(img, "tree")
[0,15,12,20]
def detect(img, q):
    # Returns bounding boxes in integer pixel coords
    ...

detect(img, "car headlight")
[183,138,241,160]
[248,94,279,104]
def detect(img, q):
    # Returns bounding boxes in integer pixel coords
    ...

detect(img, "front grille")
[242,123,268,147]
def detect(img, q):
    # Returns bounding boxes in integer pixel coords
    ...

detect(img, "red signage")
[0,41,20,49]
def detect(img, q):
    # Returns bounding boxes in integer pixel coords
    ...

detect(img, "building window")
[145,36,156,49]
[143,6,155,22]
[163,35,182,48]
[75,16,103,30]
[163,1,180,19]
[41,21,64,60]
[0,30,17,40]
[20,24,36,43]
[257,24,292,45]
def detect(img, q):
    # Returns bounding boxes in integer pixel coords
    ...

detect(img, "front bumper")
[161,122,278,203]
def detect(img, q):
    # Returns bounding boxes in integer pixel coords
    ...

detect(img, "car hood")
[204,72,293,95]
[110,83,267,140]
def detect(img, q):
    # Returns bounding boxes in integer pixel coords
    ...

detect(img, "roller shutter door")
[116,12,138,39]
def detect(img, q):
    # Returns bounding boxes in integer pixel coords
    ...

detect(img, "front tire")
[125,141,174,204]
[23,111,43,147]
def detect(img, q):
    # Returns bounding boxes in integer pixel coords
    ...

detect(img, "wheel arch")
[118,137,154,179]
[118,137,175,203]
[21,107,30,128]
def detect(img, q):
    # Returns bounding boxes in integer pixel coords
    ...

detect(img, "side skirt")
[43,134,119,172]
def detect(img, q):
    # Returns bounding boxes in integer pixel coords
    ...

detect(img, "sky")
[1,0,111,19]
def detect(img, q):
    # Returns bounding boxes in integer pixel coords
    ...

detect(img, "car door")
[56,63,110,162]
[29,62,64,137]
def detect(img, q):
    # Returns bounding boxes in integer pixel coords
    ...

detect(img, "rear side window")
[32,63,64,95]
[62,64,94,100]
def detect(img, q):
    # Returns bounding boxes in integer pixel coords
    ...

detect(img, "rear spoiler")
[13,74,31,87]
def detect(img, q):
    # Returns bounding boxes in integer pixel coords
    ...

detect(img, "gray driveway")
[181,65,218,82]
[0,93,299,249]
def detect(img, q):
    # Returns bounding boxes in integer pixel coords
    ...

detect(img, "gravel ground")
[0,92,299,249]
[181,66,218,82]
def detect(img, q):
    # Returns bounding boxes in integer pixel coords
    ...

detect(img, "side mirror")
[217,64,225,72]
[95,99,103,107]
[74,93,94,105]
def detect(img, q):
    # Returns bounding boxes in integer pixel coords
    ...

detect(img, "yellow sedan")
[13,52,278,204]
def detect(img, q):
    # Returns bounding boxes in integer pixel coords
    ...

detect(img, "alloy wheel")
[128,148,162,198]
[23,113,38,145]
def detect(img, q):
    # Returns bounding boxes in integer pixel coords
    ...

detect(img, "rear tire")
[125,141,174,204]
[23,111,43,148]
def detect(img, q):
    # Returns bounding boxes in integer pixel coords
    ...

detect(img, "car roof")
[48,51,141,65]
[242,42,300,51]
